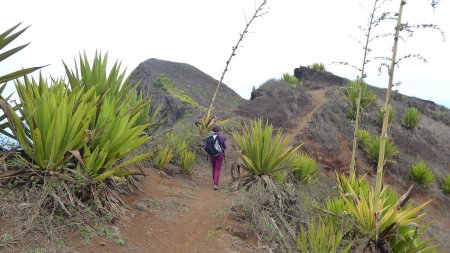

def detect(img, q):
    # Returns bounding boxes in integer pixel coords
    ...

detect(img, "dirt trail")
[288,88,329,138]
[70,89,332,253]
[73,165,258,253]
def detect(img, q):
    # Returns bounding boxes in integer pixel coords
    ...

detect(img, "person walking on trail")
[204,125,227,191]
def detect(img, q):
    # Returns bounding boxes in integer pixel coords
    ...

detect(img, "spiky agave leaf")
[0,23,44,85]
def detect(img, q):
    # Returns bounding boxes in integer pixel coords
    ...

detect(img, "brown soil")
[68,165,262,253]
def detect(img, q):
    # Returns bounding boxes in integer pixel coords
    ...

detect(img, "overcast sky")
[1,0,449,107]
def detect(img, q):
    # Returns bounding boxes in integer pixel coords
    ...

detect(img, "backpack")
[204,135,221,156]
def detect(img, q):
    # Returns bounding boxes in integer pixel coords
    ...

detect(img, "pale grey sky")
[1,0,449,107]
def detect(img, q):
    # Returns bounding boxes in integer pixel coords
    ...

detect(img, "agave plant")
[180,150,196,175]
[359,131,399,165]
[154,145,174,171]
[343,80,377,120]
[0,77,97,170]
[442,174,450,194]
[409,161,434,186]
[291,152,319,184]
[80,95,152,181]
[403,107,421,130]
[232,119,301,177]
[62,53,153,180]
[341,184,432,251]
[377,106,394,126]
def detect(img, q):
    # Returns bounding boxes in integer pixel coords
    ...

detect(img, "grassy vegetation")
[154,146,174,170]
[410,161,434,186]
[282,72,298,85]
[311,63,326,72]
[180,150,196,175]
[154,74,198,106]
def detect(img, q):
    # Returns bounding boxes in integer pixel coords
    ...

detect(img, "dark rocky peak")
[294,65,348,88]
[129,58,244,125]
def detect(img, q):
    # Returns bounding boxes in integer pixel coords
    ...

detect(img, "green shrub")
[344,81,377,120]
[154,74,198,106]
[410,161,434,186]
[377,106,394,126]
[441,174,450,194]
[232,119,301,177]
[180,150,196,175]
[311,63,326,72]
[359,131,399,165]
[282,72,298,85]
[154,146,174,170]
[296,218,352,253]
[403,107,421,130]
[292,152,319,184]
[431,110,447,120]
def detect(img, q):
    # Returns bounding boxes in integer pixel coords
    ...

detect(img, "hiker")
[204,125,227,191]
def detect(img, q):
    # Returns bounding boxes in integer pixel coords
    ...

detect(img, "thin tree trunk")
[349,0,379,175]
[374,0,405,210]
[207,0,267,117]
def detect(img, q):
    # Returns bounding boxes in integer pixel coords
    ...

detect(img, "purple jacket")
[211,132,227,157]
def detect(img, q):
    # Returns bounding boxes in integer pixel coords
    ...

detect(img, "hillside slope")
[237,65,450,250]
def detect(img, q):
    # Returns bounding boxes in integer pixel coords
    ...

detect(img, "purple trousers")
[210,155,224,186]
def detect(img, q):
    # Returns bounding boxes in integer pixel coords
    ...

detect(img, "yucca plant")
[232,119,301,177]
[154,146,174,171]
[409,161,434,186]
[403,107,421,130]
[282,72,298,85]
[344,81,377,120]
[291,152,319,184]
[296,218,352,253]
[180,150,196,175]
[441,174,450,194]
[377,106,394,126]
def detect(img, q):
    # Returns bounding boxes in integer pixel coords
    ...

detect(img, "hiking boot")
[214,185,218,191]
